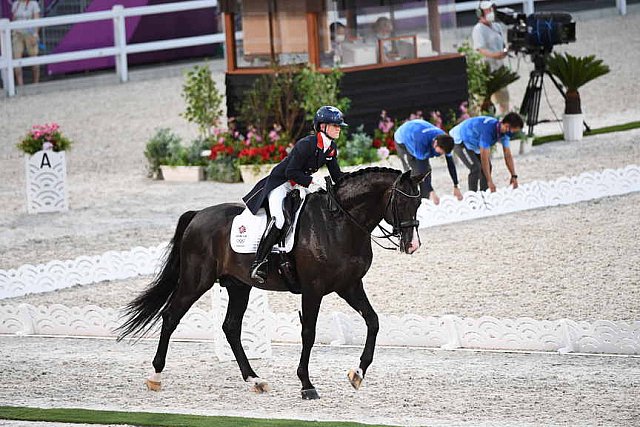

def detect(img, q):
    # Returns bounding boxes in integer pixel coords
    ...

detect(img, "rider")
[242,106,348,284]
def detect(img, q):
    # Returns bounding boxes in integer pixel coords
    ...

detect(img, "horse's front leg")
[297,291,322,399]
[338,280,379,390]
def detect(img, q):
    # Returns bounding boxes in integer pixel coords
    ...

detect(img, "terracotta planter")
[239,164,276,185]
[159,165,205,182]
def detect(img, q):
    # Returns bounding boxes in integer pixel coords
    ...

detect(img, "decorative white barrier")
[210,285,272,361]
[0,244,166,299]
[25,150,69,214]
[1,303,638,356]
[2,165,639,300]
[417,165,640,227]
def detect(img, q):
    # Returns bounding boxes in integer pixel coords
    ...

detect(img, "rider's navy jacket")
[242,133,344,215]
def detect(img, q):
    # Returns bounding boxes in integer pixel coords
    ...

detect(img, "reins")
[325,173,424,251]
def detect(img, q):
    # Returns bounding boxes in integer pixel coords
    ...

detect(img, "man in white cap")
[472,0,510,115]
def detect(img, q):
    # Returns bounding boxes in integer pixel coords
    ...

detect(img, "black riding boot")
[250,217,282,284]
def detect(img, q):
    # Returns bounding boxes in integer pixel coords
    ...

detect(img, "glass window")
[235,0,309,68]
[319,0,457,69]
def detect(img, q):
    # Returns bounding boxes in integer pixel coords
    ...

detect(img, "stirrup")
[250,260,268,283]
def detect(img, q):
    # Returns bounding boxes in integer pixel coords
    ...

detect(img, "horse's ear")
[411,170,430,184]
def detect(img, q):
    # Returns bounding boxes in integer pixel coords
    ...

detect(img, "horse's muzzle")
[403,228,421,254]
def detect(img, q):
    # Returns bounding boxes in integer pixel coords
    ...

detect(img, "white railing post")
[616,0,627,15]
[0,18,16,97]
[112,4,128,82]
[523,0,534,15]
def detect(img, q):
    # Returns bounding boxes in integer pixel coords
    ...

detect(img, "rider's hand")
[428,191,440,205]
[453,186,463,201]
[488,181,497,193]
[308,181,324,192]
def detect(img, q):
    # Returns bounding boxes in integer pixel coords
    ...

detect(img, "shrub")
[144,128,181,178]
[181,64,224,137]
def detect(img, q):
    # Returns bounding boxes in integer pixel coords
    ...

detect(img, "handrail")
[0,0,219,96]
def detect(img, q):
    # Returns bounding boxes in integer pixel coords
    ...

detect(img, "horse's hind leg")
[220,278,270,393]
[338,280,379,390]
[147,263,216,391]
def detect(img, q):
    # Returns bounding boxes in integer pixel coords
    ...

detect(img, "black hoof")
[301,388,320,400]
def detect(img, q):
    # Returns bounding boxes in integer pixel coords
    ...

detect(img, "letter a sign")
[25,149,69,214]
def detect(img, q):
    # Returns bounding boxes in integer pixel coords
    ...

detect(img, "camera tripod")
[519,53,590,136]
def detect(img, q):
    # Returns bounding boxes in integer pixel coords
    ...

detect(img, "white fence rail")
[0,0,221,96]
[0,0,628,97]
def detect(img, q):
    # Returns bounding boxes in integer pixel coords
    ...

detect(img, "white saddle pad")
[230,195,307,254]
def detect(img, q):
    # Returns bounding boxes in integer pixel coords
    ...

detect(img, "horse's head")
[384,170,425,254]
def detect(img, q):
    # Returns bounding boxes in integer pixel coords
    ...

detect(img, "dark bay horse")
[117,167,425,399]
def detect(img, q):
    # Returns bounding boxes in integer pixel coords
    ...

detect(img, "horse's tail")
[116,210,199,341]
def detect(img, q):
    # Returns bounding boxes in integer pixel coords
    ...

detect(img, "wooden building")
[219,0,468,132]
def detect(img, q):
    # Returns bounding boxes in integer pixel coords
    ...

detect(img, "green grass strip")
[532,120,640,146]
[0,406,394,427]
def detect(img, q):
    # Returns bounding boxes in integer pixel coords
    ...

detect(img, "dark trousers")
[396,143,433,196]
[453,144,491,192]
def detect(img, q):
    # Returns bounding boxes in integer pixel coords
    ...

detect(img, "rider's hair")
[502,112,524,129]
[435,134,454,154]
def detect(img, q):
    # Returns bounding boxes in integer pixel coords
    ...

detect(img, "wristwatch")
[511,175,518,179]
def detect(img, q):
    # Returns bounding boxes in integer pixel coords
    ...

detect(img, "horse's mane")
[335,167,401,189]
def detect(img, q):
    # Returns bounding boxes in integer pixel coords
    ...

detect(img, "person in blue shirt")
[394,119,462,204]
[450,112,523,192]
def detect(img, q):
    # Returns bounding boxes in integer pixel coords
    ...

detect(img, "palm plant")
[547,53,610,114]
[481,66,520,113]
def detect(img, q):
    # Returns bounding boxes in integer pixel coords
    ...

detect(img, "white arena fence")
[2,0,628,97]
[1,164,638,300]
[1,297,639,358]
[0,164,639,357]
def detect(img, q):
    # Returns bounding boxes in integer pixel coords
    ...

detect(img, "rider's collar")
[317,132,332,151]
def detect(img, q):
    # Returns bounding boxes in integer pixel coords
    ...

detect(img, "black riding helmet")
[313,106,349,132]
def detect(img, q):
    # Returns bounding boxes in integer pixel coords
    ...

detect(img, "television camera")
[496,8,576,56]
[495,8,580,136]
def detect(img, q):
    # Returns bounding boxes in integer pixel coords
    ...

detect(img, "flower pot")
[239,164,276,185]
[159,165,205,182]
[25,149,69,214]
[563,113,584,142]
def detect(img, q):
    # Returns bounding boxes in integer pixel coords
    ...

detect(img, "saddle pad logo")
[238,225,247,234]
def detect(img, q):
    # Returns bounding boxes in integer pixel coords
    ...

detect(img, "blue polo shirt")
[450,116,510,154]
[393,119,452,160]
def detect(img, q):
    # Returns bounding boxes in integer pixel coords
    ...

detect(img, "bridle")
[326,176,422,250]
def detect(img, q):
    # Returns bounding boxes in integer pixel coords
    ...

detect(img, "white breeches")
[268,181,309,229]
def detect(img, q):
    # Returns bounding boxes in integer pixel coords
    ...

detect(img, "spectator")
[372,17,397,63]
[394,119,462,205]
[473,0,509,115]
[11,0,41,86]
[329,22,347,65]
[450,113,523,192]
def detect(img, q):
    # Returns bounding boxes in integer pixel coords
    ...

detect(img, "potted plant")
[236,125,290,185]
[17,123,73,213]
[547,53,610,141]
[144,129,207,181]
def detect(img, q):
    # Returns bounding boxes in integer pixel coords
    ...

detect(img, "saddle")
[230,190,305,293]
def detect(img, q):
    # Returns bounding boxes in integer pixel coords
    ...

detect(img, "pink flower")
[377,146,390,160]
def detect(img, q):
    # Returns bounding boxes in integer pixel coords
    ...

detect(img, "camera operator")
[473,1,510,115]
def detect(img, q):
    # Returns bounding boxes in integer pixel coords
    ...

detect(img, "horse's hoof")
[301,388,320,400]
[145,379,162,391]
[347,368,363,390]
[247,376,271,394]
[250,381,271,394]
